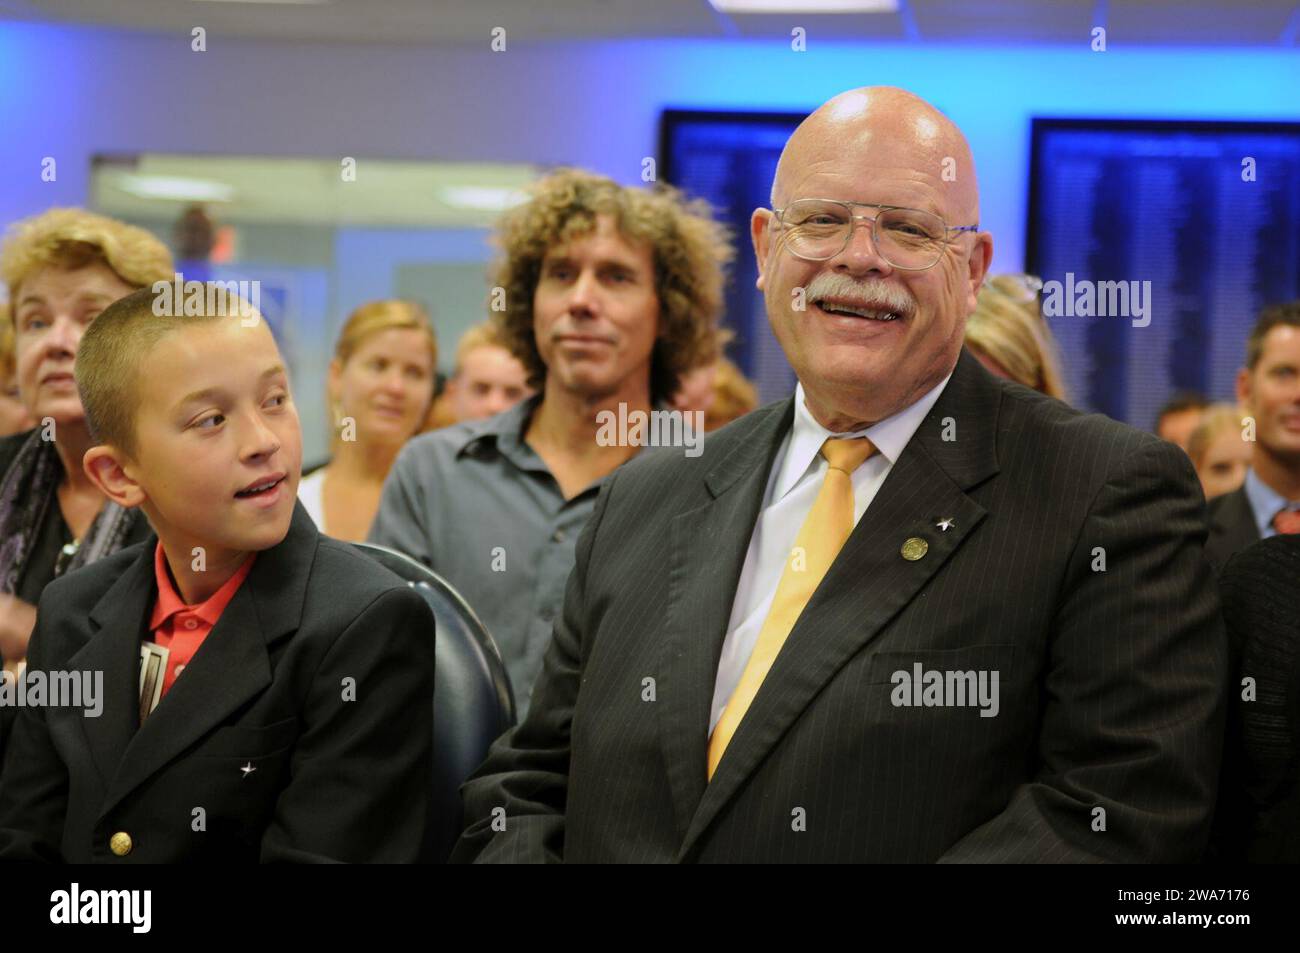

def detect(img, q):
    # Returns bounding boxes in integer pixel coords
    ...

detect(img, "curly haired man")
[369,168,732,715]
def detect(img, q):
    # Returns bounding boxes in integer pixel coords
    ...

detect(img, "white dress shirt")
[297,467,328,534]
[708,373,954,734]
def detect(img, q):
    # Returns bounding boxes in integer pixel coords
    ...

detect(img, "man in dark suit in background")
[1203,303,1300,861]
[1205,302,1300,573]
[454,86,1227,863]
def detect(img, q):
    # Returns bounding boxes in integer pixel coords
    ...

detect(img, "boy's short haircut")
[75,284,254,460]
[0,207,174,308]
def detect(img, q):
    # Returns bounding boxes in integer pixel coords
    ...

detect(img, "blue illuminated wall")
[1028,120,1300,423]
[2,20,1298,406]
[4,22,1297,265]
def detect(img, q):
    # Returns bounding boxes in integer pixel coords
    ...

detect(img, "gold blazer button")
[901,537,929,561]
[109,831,133,856]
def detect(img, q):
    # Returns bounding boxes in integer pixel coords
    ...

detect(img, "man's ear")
[1235,366,1253,411]
[751,207,774,292]
[83,446,146,509]
[965,232,994,308]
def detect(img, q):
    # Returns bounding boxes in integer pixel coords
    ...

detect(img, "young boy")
[0,284,436,862]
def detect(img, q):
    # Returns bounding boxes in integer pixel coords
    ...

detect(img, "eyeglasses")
[771,198,979,271]
[983,273,1043,304]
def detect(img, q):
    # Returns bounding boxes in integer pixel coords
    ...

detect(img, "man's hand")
[0,594,37,662]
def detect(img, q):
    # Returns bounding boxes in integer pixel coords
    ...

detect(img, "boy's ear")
[82,446,146,509]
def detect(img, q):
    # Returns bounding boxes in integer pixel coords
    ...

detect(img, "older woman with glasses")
[0,209,173,707]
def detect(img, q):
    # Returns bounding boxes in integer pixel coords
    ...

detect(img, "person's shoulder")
[306,534,424,611]
[297,536,434,655]
[615,398,789,485]
[993,377,1180,478]
[996,377,1151,448]
[1223,532,1300,584]
[0,427,37,475]
[1220,535,1300,647]
[395,417,498,473]
[34,540,152,634]
[46,539,150,599]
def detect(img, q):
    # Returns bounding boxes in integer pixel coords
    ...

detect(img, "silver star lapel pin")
[240,762,257,778]
[936,518,955,533]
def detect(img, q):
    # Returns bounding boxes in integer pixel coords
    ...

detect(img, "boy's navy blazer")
[0,500,436,863]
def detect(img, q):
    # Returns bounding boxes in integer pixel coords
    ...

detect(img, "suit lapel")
[658,399,793,842]
[677,349,1003,859]
[98,501,319,814]
[72,545,156,786]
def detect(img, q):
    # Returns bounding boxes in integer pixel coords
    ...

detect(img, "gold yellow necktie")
[707,436,877,779]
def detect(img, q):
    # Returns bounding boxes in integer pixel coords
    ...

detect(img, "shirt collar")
[451,392,674,476]
[774,372,954,502]
[149,540,257,631]
[453,394,547,473]
[1243,466,1298,536]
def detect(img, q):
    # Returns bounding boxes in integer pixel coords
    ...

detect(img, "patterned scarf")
[0,429,140,595]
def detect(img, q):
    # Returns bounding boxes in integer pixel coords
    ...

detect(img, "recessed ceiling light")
[191,1,333,6]
[115,175,236,203]
[710,0,898,12]
[436,186,527,212]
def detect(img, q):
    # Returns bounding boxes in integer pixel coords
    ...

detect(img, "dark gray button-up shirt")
[368,396,604,716]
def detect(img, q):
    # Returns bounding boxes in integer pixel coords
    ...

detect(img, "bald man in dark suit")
[453,87,1228,864]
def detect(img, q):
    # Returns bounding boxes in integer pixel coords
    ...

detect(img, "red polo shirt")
[148,542,256,697]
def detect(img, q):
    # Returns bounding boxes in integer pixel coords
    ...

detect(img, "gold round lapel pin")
[901,537,929,561]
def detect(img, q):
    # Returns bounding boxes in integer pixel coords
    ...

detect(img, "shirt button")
[110,831,133,856]
[183,619,198,630]
[552,530,565,543]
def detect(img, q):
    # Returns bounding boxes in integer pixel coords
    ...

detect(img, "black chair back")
[352,542,516,862]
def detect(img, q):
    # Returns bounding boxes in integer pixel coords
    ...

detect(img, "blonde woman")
[1188,403,1252,501]
[298,300,436,541]
[965,274,1067,400]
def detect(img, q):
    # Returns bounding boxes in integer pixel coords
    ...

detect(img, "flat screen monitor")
[661,108,807,403]
[1027,118,1300,425]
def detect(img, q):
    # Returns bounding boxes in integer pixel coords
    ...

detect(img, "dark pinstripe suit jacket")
[453,349,1228,863]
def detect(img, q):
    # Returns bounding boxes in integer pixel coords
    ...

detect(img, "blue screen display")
[662,110,806,404]
[1028,120,1300,425]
